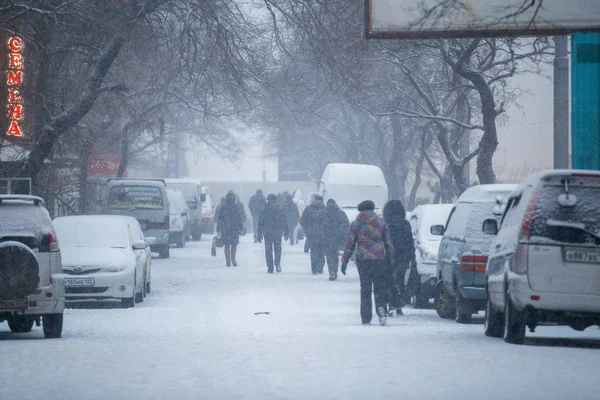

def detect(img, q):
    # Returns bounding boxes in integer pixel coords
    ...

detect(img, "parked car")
[164,179,206,240]
[167,189,189,248]
[434,184,518,323]
[408,203,454,308]
[0,195,65,338]
[102,179,170,258]
[484,170,600,344]
[53,215,153,308]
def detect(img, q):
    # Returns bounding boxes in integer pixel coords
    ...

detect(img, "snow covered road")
[2,237,600,400]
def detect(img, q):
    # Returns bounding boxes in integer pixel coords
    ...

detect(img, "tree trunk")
[440,166,455,203]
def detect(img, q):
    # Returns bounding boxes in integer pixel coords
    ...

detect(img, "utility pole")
[166,132,180,178]
[554,36,570,169]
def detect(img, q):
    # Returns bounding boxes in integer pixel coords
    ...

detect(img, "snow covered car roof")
[0,195,44,205]
[456,184,518,204]
[321,163,386,186]
[107,179,166,187]
[515,169,600,191]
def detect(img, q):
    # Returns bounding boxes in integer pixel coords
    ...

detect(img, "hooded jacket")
[300,199,326,238]
[342,210,394,264]
[386,214,416,266]
[322,202,350,248]
[258,200,288,239]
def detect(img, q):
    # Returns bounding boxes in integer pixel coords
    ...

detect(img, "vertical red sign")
[6,36,24,137]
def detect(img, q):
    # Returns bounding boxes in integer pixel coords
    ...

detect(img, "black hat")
[326,199,336,205]
[357,200,375,211]
[267,193,277,201]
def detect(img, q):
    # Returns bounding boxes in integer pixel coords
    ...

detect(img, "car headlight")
[103,265,127,273]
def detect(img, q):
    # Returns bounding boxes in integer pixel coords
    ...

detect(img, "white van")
[318,163,388,222]
[102,179,171,259]
[167,189,189,248]
[164,179,206,240]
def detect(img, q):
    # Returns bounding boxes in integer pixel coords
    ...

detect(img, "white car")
[484,170,600,344]
[167,189,189,248]
[0,195,65,338]
[409,204,454,308]
[53,215,153,308]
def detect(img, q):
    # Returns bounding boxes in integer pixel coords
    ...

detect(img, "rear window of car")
[530,185,600,246]
[0,202,53,238]
[107,186,164,209]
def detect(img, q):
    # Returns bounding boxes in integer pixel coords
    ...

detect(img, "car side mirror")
[145,237,156,246]
[200,194,207,203]
[430,225,445,236]
[132,240,147,250]
[482,219,498,235]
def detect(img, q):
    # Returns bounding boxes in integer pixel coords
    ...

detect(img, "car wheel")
[146,281,151,294]
[434,280,456,319]
[484,296,504,338]
[122,277,136,309]
[0,243,40,300]
[455,290,472,324]
[136,273,145,303]
[177,233,185,248]
[42,313,63,339]
[504,295,525,344]
[158,245,170,259]
[8,316,34,333]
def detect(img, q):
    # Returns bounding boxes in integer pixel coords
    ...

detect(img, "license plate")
[564,249,600,264]
[0,298,28,311]
[64,278,95,287]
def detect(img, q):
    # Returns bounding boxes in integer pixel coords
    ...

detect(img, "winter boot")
[231,245,238,267]
[329,272,337,281]
[224,245,231,267]
[276,264,281,273]
[377,307,387,326]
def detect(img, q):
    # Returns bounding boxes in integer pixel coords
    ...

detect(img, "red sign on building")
[5,36,24,137]
[87,155,127,176]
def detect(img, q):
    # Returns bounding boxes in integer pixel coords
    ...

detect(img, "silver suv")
[484,170,600,344]
[0,195,65,338]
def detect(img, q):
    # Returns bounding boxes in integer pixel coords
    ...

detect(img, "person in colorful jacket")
[341,200,395,326]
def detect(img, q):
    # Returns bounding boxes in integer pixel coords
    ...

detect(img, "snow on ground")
[1,236,600,400]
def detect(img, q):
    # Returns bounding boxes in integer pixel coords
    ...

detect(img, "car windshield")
[107,186,164,209]
[54,218,129,248]
[530,185,600,246]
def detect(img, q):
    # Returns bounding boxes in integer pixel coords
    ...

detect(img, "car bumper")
[509,274,600,313]
[419,276,437,298]
[144,229,169,246]
[64,270,135,301]
[458,286,486,301]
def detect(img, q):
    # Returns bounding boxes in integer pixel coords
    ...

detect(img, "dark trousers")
[288,221,298,245]
[310,241,325,273]
[325,245,339,275]
[357,260,389,323]
[389,262,409,310]
[264,235,282,272]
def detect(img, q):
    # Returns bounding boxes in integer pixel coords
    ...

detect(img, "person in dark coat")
[235,193,247,235]
[322,199,350,281]
[282,192,300,245]
[217,192,244,267]
[248,189,267,243]
[257,193,289,273]
[341,200,394,326]
[383,200,417,316]
[300,195,326,274]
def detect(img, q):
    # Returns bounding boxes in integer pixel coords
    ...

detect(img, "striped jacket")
[342,210,394,264]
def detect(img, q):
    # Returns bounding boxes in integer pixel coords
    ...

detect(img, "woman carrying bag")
[216,192,244,267]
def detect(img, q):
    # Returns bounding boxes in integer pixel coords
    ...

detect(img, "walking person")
[248,189,266,243]
[283,192,300,245]
[300,195,326,274]
[257,194,289,273]
[216,192,244,267]
[292,190,306,243]
[383,200,417,316]
[341,200,394,326]
[322,199,350,281]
